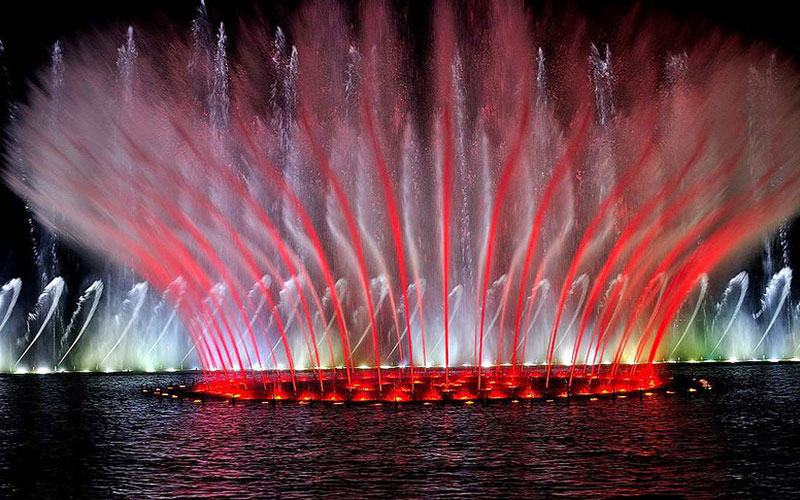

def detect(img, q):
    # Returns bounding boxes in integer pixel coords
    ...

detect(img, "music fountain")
[3,2,800,403]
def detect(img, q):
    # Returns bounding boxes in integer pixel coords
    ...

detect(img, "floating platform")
[147,365,677,403]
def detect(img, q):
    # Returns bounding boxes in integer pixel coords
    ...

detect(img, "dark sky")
[2,0,800,302]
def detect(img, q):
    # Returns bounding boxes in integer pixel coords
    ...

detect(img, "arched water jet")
[553,274,591,357]
[0,279,22,336]
[358,221,404,365]
[99,282,148,368]
[611,273,669,374]
[429,285,464,361]
[15,277,64,369]
[481,275,509,367]
[245,276,272,329]
[145,277,187,357]
[351,276,390,359]
[312,279,348,365]
[58,280,104,368]
[396,124,428,373]
[387,280,426,362]
[668,274,708,359]
[547,129,657,386]
[518,279,551,358]
[584,274,628,368]
[751,268,792,356]
[709,272,749,359]
[268,275,322,378]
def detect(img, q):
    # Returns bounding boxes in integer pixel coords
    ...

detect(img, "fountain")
[3,2,800,401]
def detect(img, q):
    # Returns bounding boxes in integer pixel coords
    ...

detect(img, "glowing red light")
[188,365,665,403]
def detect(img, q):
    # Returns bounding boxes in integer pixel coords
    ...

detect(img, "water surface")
[1,364,798,498]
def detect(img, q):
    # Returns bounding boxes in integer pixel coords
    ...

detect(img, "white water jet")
[429,284,464,358]
[483,275,509,341]
[245,275,272,329]
[270,280,302,357]
[99,282,148,367]
[351,275,389,357]
[669,274,708,358]
[588,274,628,365]
[180,281,227,365]
[58,280,104,368]
[517,279,552,353]
[15,277,64,368]
[709,272,749,358]
[146,277,186,356]
[116,26,137,101]
[0,278,22,335]
[751,267,792,356]
[313,279,348,358]
[387,280,426,360]
[554,273,591,353]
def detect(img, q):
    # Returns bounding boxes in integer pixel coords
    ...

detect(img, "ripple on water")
[0,364,798,499]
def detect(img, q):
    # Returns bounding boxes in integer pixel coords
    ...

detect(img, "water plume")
[58,280,103,368]
[5,2,800,386]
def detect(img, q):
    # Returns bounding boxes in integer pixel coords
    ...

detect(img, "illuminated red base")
[189,365,665,403]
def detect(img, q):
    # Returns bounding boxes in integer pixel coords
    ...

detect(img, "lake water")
[1,364,798,498]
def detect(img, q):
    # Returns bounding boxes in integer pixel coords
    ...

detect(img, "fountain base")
[170,365,667,403]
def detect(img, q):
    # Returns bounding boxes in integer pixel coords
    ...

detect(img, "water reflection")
[0,365,798,498]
